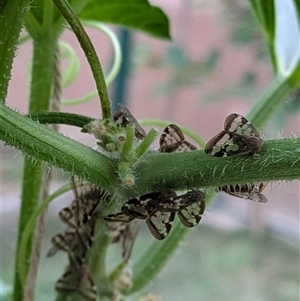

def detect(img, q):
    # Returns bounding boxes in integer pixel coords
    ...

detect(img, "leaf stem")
[2,103,299,195]
[120,125,135,162]
[135,128,159,159]
[28,111,94,128]
[133,138,300,194]
[0,104,117,191]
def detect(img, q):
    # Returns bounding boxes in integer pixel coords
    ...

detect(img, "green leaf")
[80,0,170,39]
[248,0,275,43]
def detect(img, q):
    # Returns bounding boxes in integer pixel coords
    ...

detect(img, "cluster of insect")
[105,122,206,240]
[106,111,266,240]
[49,106,266,300]
[47,179,109,301]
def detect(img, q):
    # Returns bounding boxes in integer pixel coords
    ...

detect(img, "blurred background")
[2,0,299,300]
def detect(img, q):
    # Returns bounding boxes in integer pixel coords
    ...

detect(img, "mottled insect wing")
[121,190,177,219]
[48,216,97,265]
[120,196,155,219]
[159,124,184,147]
[70,176,105,199]
[59,196,101,228]
[205,114,263,157]
[205,131,262,157]
[47,231,75,257]
[59,177,106,228]
[220,183,268,203]
[146,211,175,240]
[115,104,146,140]
[157,190,205,212]
[224,114,261,139]
[59,203,79,228]
[55,265,97,301]
[105,213,135,222]
[159,124,197,153]
[177,200,206,227]
[55,270,78,293]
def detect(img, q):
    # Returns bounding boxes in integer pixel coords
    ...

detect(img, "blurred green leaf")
[81,0,170,39]
[248,0,275,42]
[248,0,276,69]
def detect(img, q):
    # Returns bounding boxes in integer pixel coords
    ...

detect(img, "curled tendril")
[62,21,122,106]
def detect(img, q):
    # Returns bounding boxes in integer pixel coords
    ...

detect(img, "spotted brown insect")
[58,178,107,229]
[47,216,97,265]
[105,190,177,240]
[113,104,146,140]
[159,124,197,153]
[49,177,108,298]
[204,113,263,157]
[55,265,97,301]
[106,189,205,239]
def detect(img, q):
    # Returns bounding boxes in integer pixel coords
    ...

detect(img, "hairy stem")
[133,138,300,194]
[0,0,30,101]
[28,112,94,128]
[2,103,299,195]
[0,103,117,192]
[12,35,59,301]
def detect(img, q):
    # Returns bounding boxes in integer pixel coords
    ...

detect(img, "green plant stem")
[88,222,113,298]
[28,111,94,128]
[134,138,300,194]
[12,35,60,301]
[135,128,159,159]
[52,0,111,118]
[0,103,117,191]
[121,125,135,162]
[2,104,299,194]
[0,0,30,101]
